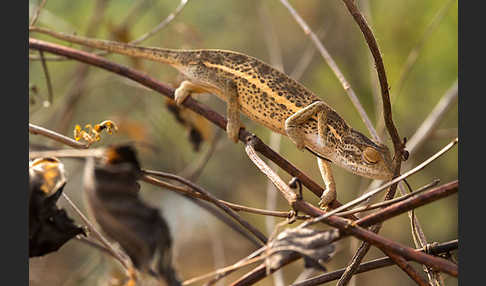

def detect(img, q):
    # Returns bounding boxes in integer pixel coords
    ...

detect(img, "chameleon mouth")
[305,147,332,163]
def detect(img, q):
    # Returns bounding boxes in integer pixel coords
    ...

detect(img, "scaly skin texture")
[30,27,394,208]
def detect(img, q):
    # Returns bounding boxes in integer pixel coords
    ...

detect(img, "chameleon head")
[333,129,394,180]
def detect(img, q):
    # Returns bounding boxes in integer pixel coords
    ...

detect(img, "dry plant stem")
[130,0,189,45]
[355,180,458,228]
[335,179,440,217]
[143,171,306,219]
[183,248,267,286]
[178,130,222,180]
[29,122,89,149]
[204,248,268,286]
[292,240,458,286]
[341,0,400,151]
[38,50,54,105]
[393,0,457,101]
[140,173,268,244]
[28,38,349,209]
[377,250,430,286]
[406,80,458,154]
[29,0,47,26]
[299,138,458,229]
[401,183,443,286]
[232,181,459,285]
[29,148,104,160]
[245,137,297,205]
[279,0,379,142]
[61,192,130,271]
[339,1,404,283]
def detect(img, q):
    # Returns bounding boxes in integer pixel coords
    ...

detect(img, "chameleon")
[30,26,394,209]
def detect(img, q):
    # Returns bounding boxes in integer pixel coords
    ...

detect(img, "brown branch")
[341,0,400,152]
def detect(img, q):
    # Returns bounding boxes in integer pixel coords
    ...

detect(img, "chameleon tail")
[30,26,184,66]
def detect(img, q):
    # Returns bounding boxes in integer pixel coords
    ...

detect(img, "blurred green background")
[29,0,457,285]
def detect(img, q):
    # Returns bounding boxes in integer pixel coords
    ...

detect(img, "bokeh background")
[29,0,458,285]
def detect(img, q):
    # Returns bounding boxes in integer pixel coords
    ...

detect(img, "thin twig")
[38,50,54,106]
[292,240,458,286]
[183,248,267,286]
[341,0,401,152]
[61,192,131,271]
[406,80,458,154]
[355,180,458,227]
[29,0,47,26]
[338,1,405,283]
[141,173,268,244]
[130,0,189,45]
[142,171,306,219]
[29,148,104,160]
[29,122,89,149]
[393,0,457,101]
[335,179,440,217]
[178,129,222,181]
[401,183,444,286]
[279,0,378,142]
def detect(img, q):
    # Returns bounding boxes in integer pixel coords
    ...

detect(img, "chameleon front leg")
[284,101,337,209]
[223,79,242,143]
[174,79,241,142]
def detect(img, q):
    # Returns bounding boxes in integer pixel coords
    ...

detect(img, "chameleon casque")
[31,27,394,209]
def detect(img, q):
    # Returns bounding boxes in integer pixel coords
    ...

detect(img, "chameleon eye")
[362,147,381,165]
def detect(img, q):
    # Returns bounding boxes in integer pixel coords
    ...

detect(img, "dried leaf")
[29,158,85,257]
[265,228,339,272]
[166,98,213,151]
[84,145,180,286]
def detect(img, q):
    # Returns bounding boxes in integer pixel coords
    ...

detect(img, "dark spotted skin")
[177,49,335,135]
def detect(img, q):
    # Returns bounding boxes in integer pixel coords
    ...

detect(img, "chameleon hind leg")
[174,79,241,143]
[317,158,336,209]
[284,101,337,209]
